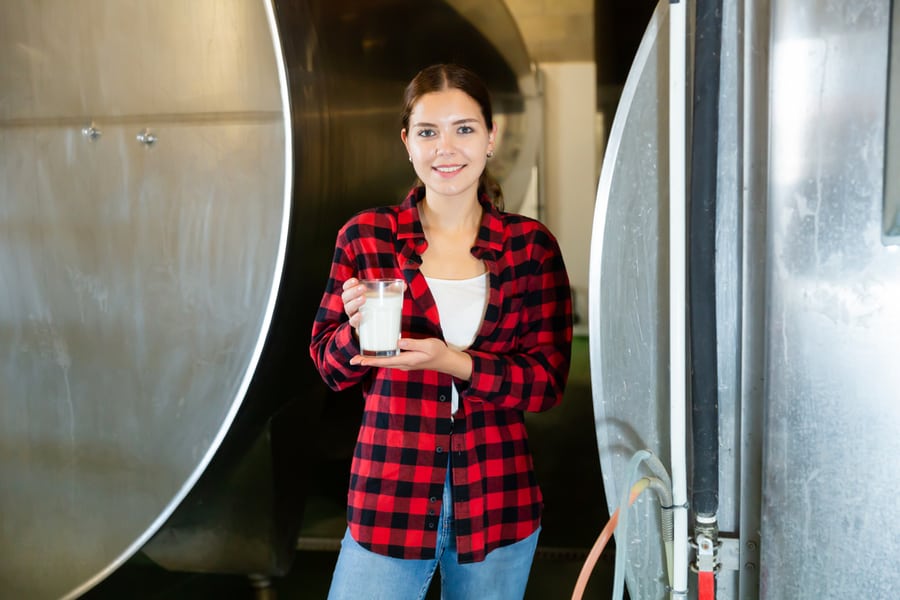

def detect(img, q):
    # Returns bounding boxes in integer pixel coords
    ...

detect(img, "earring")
[487,150,494,158]
[408,155,412,162]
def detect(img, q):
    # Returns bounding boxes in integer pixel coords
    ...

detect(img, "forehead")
[409,88,484,124]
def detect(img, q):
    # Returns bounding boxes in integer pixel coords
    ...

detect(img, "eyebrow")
[411,118,480,128]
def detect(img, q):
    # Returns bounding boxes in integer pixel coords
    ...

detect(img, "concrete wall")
[502,1,602,331]
[539,62,597,331]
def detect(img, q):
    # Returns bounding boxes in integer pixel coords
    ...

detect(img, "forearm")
[462,348,569,412]
[440,346,474,381]
[311,315,367,391]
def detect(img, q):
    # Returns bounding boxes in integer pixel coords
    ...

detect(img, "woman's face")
[402,88,497,202]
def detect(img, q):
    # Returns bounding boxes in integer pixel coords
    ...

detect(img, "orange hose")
[571,478,651,600]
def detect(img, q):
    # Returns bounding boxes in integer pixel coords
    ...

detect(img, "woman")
[310,63,573,600]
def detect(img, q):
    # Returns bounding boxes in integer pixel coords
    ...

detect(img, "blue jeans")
[327,469,540,600]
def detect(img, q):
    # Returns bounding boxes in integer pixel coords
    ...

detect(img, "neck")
[420,193,482,233]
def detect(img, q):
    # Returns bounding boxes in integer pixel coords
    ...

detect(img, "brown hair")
[401,64,504,210]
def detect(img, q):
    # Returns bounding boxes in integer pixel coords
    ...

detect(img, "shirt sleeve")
[309,224,368,391]
[460,226,573,412]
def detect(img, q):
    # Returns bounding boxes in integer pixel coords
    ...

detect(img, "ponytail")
[479,170,504,211]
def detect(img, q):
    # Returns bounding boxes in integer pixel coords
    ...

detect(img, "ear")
[401,128,409,150]
[487,122,498,154]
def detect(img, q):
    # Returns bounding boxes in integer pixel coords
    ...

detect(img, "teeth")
[435,166,462,173]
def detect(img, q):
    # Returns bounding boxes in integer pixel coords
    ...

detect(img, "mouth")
[433,164,465,175]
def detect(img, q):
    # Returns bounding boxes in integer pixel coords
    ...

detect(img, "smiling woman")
[309,63,574,600]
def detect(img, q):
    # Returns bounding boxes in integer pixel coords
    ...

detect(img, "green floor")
[83,337,617,599]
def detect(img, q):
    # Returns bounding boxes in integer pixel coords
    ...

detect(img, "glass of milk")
[358,278,404,356]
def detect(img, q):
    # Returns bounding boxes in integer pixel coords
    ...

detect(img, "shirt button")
[436,446,444,454]
[428,510,436,516]
[427,522,436,529]
[439,394,447,402]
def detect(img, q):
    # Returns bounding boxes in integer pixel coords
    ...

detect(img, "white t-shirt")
[424,272,489,414]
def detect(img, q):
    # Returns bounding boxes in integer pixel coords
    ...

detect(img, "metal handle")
[886,0,900,244]
[136,129,157,146]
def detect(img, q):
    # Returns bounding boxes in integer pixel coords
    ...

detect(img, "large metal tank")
[589,0,900,598]
[0,1,539,597]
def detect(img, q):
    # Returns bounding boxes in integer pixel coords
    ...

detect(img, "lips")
[433,164,464,174]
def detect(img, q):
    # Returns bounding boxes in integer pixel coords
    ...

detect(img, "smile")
[434,165,464,174]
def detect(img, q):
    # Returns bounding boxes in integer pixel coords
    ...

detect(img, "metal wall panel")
[0,2,290,597]
[762,1,900,597]
[588,5,672,598]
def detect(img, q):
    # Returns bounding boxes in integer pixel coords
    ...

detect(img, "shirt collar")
[396,186,505,256]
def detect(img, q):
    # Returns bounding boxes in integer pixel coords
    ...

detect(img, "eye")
[416,128,436,138]
[458,125,475,134]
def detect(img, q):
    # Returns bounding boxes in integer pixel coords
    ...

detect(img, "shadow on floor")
[82,545,617,599]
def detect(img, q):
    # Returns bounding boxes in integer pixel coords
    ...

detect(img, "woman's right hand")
[341,277,367,330]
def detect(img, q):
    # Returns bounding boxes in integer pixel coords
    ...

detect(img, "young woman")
[310,63,573,600]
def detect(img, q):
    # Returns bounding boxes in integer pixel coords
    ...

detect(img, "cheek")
[408,143,430,162]
[408,151,432,178]
[409,149,428,170]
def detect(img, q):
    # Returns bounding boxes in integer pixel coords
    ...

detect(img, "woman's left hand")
[350,337,473,380]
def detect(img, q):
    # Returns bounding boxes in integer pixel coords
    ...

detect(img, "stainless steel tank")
[589,0,900,598]
[0,0,539,597]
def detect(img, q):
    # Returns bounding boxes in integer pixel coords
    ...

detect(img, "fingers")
[397,338,435,354]
[341,278,367,322]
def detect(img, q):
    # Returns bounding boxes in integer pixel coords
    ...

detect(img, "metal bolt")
[81,123,102,141]
[746,541,757,551]
[745,562,757,571]
[136,129,157,146]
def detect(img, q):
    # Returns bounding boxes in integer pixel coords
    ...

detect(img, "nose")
[435,134,455,156]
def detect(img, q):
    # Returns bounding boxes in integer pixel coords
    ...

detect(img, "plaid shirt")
[310,187,573,563]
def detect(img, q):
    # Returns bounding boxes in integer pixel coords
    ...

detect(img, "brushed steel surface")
[0,1,291,598]
[762,1,900,597]
[0,1,282,120]
[737,2,770,598]
[588,5,671,598]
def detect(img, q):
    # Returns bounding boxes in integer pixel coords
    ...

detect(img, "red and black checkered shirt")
[310,187,573,563]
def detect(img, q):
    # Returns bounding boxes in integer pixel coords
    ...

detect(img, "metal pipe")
[668,0,690,598]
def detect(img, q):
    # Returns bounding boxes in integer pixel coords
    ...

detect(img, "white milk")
[359,292,402,356]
